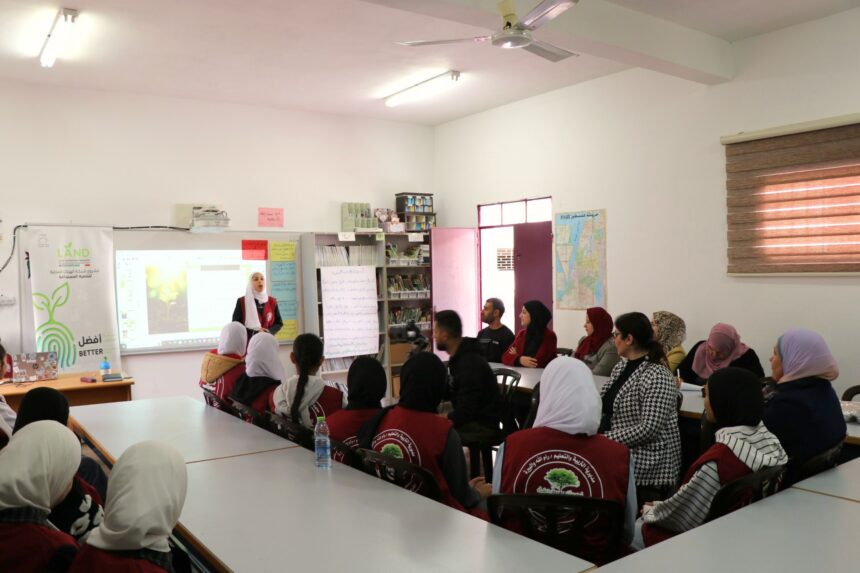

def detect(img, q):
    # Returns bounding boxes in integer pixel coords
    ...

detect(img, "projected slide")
[115,250,266,352]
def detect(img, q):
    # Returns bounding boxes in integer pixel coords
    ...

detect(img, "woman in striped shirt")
[633,367,788,548]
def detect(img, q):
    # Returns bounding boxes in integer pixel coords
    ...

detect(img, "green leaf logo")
[33,281,76,368]
[544,468,580,493]
[380,444,404,459]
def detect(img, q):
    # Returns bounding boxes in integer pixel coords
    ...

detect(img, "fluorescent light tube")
[385,70,461,108]
[39,8,78,68]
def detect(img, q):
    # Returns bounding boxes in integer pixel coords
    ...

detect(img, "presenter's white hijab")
[245,332,286,381]
[532,357,602,436]
[217,322,248,356]
[243,272,269,331]
[0,420,81,512]
[87,441,187,553]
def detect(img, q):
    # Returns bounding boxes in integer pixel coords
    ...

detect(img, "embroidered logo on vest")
[373,429,421,465]
[514,449,605,497]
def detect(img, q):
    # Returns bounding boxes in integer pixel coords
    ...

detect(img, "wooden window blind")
[725,122,860,273]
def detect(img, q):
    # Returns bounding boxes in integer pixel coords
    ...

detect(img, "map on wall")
[555,210,607,310]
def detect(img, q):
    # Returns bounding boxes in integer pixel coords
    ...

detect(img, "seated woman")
[230,332,285,414]
[636,367,788,548]
[493,357,636,560]
[14,387,105,541]
[70,441,187,573]
[651,311,687,374]
[199,322,247,407]
[678,323,763,386]
[502,300,558,369]
[574,307,619,376]
[0,421,82,573]
[762,329,846,486]
[357,352,490,513]
[272,333,344,427]
[326,357,387,453]
[599,312,680,503]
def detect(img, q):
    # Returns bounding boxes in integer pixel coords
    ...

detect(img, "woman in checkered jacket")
[598,312,681,504]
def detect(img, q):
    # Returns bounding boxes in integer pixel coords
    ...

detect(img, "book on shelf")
[316,244,382,267]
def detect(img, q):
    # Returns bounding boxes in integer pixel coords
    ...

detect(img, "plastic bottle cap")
[317,416,325,422]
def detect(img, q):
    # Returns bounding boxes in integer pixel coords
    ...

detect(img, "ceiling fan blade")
[397,36,492,47]
[516,0,578,31]
[522,40,578,62]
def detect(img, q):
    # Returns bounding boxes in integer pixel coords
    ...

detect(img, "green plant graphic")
[33,282,76,368]
[380,444,404,459]
[542,468,580,493]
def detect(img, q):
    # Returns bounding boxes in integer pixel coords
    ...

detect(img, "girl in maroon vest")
[232,272,283,339]
[272,333,345,427]
[327,356,387,458]
[230,332,285,413]
[494,357,636,560]
[502,300,558,369]
[71,441,187,573]
[635,367,788,548]
[0,420,82,573]
[199,322,248,407]
[358,352,491,513]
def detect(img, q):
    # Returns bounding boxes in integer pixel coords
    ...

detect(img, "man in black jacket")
[434,310,500,444]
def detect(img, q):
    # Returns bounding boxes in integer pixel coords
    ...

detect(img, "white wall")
[433,8,860,395]
[0,82,433,399]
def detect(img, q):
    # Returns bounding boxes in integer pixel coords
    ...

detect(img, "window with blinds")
[725,122,860,273]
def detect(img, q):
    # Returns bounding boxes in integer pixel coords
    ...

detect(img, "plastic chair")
[331,438,364,470]
[842,385,860,401]
[794,442,843,483]
[704,464,786,522]
[487,494,625,565]
[556,348,574,357]
[201,389,242,419]
[357,448,443,502]
[463,368,522,480]
[266,412,314,451]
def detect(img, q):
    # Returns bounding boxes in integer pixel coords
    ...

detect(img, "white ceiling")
[0,0,856,125]
[605,0,860,42]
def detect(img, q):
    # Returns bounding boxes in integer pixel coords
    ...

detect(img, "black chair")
[556,348,574,357]
[201,389,242,419]
[842,385,860,401]
[357,448,443,502]
[230,401,269,428]
[266,412,315,450]
[704,464,786,522]
[463,368,523,480]
[331,439,364,470]
[794,442,843,483]
[487,494,624,565]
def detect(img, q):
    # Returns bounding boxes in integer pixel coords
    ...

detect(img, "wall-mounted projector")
[176,204,231,233]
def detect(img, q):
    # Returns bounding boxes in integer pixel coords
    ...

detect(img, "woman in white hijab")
[490,357,637,562]
[229,332,287,412]
[199,322,248,407]
[232,272,283,339]
[70,441,187,573]
[0,420,82,573]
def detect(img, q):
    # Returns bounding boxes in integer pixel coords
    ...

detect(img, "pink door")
[513,221,553,332]
[430,228,479,360]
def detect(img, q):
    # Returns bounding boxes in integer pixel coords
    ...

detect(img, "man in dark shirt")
[434,310,500,444]
[476,298,515,364]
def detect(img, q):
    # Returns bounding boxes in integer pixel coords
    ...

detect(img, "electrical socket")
[0,295,16,307]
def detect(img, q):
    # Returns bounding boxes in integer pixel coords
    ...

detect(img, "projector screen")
[115,250,266,353]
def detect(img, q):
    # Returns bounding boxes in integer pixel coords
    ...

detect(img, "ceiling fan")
[397,0,580,63]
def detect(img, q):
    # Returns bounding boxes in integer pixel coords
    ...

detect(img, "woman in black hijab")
[699,367,766,451]
[502,300,558,368]
[326,357,387,451]
[12,387,106,542]
[357,353,490,512]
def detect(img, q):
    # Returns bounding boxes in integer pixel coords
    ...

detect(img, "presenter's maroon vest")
[239,296,279,330]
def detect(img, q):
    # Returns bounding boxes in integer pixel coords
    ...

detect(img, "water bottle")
[99,356,111,377]
[314,416,331,469]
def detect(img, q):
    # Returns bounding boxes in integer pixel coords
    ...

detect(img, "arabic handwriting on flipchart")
[320,266,379,359]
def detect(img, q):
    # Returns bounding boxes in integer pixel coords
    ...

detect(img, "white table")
[178,447,596,573]
[596,488,860,572]
[793,457,860,503]
[489,362,542,390]
[70,396,295,464]
[847,422,860,446]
